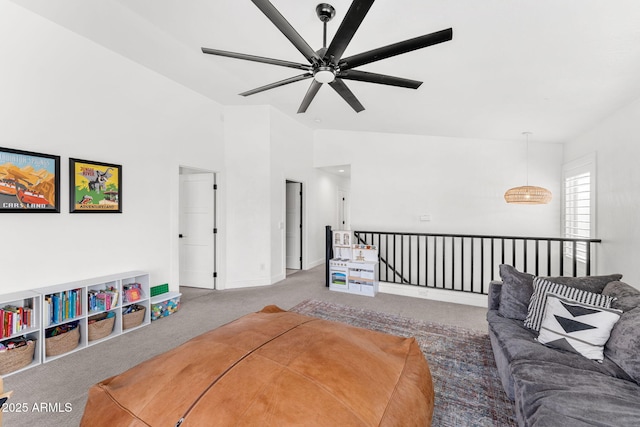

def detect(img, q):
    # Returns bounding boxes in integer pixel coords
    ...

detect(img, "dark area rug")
[290,299,517,427]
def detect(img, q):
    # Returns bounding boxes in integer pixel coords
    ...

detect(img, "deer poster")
[69,158,122,213]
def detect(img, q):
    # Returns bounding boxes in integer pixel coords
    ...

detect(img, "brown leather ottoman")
[81,305,434,426]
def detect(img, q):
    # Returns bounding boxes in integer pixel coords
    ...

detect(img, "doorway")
[285,180,302,272]
[179,167,217,289]
[338,188,350,230]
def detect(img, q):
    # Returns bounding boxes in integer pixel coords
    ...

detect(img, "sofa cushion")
[487,311,629,382]
[488,281,503,311]
[602,281,640,312]
[498,264,535,321]
[511,360,640,427]
[497,265,622,322]
[537,294,621,362]
[605,307,640,385]
[524,277,616,331]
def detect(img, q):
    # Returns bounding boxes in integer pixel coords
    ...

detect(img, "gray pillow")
[546,273,623,294]
[498,264,534,321]
[604,307,640,384]
[497,264,623,321]
[603,281,640,312]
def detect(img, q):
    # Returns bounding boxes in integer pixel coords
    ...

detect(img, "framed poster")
[0,147,60,213]
[69,158,122,213]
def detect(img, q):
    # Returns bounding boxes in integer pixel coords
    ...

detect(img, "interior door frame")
[338,188,350,230]
[285,179,303,271]
[179,166,217,289]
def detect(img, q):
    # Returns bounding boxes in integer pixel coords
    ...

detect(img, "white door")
[179,172,215,289]
[286,181,302,269]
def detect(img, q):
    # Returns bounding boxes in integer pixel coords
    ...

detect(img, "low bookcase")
[34,271,150,364]
[0,291,41,377]
[1,271,154,376]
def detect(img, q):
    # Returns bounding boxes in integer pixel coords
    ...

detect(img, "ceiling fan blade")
[339,28,453,70]
[251,0,320,64]
[240,73,312,97]
[329,79,365,113]
[201,48,311,71]
[338,69,422,89]
[324,0,375,62]
[297,80,322,114]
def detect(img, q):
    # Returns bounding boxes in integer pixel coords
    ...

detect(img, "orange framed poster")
[0,146,60,213]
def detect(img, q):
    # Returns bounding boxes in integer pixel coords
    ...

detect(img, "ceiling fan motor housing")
[316,4,336,22]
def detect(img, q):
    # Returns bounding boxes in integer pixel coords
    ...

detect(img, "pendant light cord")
[524,131,531,186]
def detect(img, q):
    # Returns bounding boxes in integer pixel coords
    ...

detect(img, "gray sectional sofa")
[487,265,640,426]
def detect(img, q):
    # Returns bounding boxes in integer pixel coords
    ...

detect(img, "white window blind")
[564,171,591,261]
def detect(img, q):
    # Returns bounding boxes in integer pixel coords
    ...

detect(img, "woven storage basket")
[88,314,116,341]
[46,326,80,357]
[0,340,36,375]
[123,305,145,330]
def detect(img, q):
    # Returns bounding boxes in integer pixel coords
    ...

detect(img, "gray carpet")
[2,265,487,427]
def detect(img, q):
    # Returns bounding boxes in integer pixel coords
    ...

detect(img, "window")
[562,154,596,262]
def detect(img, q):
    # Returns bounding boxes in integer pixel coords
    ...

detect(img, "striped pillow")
[524,277,616,331]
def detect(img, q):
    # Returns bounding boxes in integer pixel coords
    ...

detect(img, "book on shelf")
[1,305,34,338]
[45,288,82,326]
[88,287,119,313]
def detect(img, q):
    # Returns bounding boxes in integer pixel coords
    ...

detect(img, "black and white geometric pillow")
[524,277,616,331]
[537,294,622,362]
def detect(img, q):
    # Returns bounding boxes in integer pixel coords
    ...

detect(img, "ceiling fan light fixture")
[314,66,336,84]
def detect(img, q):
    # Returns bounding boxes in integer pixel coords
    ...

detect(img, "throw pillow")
[524,277,616,331]
[604,307,640,384]
[602,281,640,312]
[497,265,622,321]
[546,273,622,294]
[537,294,622,362]
[498,264,534,321]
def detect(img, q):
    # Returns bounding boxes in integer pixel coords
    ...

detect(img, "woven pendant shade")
[504,185,552,204]
[505,132,552,205]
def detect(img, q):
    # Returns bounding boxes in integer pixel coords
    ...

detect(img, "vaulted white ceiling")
[12,0,640,143]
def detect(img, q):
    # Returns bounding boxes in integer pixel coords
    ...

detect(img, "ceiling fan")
[201,0,453,113]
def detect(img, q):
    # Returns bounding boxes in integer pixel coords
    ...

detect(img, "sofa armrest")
[488,281,503,311]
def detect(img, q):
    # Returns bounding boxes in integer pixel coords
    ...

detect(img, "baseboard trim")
[224,278,271,289]
[305,258,325,269]
[271,272,286,283]
[379,282,488,308]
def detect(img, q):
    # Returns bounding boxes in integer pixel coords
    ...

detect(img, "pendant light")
[504,132,552,204]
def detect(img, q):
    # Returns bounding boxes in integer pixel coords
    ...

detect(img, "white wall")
[0,2,222,292]
[308,169,351,264]
[564,97,640,285]
[269,107,312,281]
[314,130,563,236]
[220,105,343,288]
[8,1,602,299]
[0,0,342,294]
[314,130,563,306]
[269,107,347,280]
[222,106,272,288]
